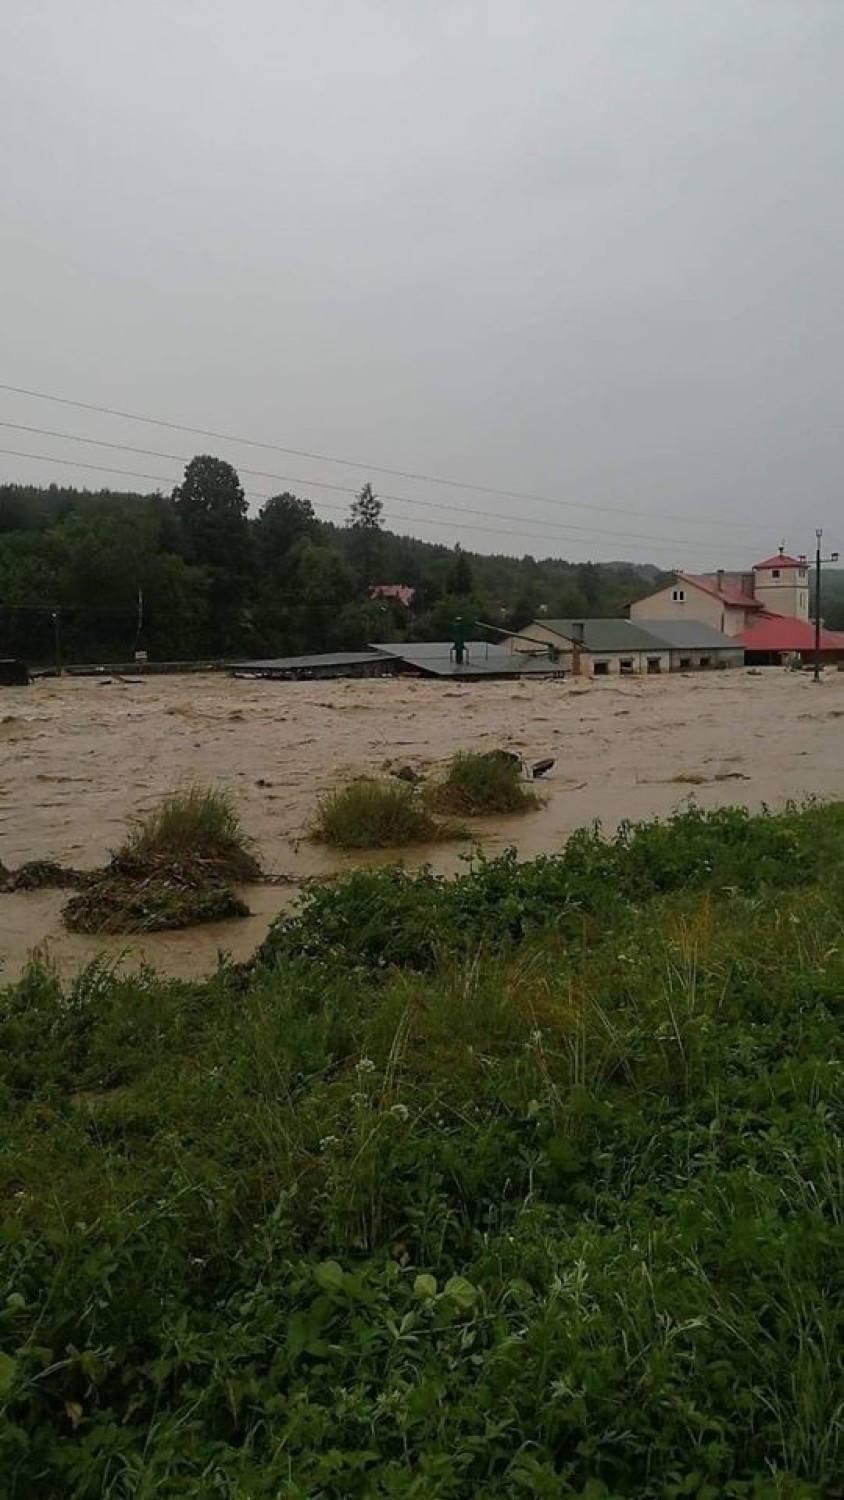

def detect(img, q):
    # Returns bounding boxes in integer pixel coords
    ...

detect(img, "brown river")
[2,668,843,982]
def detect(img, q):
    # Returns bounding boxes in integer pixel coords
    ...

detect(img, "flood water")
[2,668,842,982]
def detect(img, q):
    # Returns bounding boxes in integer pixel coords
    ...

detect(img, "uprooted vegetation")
[426,748,542,815]
[310,775,467,849]
[0,859,88,892]
[62,785,260,934]
[1,801,842,1496]
[311,751,541,849]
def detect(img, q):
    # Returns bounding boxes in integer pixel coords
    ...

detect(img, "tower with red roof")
[751,546,810,621]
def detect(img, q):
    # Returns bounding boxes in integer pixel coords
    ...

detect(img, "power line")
[0,437,763,561]
[0,378,764,533]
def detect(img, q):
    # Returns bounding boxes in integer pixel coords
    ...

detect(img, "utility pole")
[51,609,61,677]
[813,529,840,683]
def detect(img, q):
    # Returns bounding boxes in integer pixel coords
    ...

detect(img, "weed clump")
[62,785,259,934]
[0,859,87,892]
[311,777,463,850]
[63,872,250,934]
[119,784,261,882]
[428,749,541,816]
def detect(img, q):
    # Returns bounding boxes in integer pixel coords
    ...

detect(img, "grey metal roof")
[369,641,565,678]
[539,619,669,653]
[631,620,742,650]
[233,651,391,671]
[370,640,495,661]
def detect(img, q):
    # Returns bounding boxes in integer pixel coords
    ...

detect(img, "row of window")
[593,656,713,676]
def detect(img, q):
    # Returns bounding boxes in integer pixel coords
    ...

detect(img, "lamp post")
[813,530,840,683]
[51,609,61,677]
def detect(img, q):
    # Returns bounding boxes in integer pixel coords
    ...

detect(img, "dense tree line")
[0,459,663,665]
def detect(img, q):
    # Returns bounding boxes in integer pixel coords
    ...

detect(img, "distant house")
[628,548,811,637]
[370,584,416,608]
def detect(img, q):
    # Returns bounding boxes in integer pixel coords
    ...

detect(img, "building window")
[593,661,610,676]
[619,658,634,676]
[699,656,711,668]
[679,657,691,670]
[672,589,686,602]
[799,568,807,579]
[772,568,780,579]
[647,658,661,674]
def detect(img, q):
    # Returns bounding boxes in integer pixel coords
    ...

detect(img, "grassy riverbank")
[1,803,842,1497]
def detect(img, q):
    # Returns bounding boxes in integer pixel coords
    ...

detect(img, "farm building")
[505,619,670,677]
[370,640,565,680]
[507,618,742,676]
[630,620,745,671]
[232,651,399,681]
[736,616,844,668]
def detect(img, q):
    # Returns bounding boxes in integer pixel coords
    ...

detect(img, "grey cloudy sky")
[2,0,843,569]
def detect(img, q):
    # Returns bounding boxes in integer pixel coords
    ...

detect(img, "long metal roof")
[629,620,742,650]
[539,619,669,653]
[233,651,391,671]
[369,641,565,677]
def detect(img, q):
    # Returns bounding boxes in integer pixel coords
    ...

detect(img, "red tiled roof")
[753,553,805,571]
[736,614,844,651]
[679,573,760,610]
[369,584,416,606]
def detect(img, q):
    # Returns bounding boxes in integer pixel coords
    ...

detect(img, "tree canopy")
[0,464,663,665]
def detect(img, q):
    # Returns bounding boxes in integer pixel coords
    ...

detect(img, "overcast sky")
[2,0,843,569]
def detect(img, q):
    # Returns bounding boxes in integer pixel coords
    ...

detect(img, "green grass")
[311,776,464,849]
[1,801,843,1497]
[62,784,260,934]
[118,783,261,881]
[428,748,541,815]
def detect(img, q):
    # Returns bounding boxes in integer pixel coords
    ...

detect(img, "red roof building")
[679,573,761,611]
[737,614,844,656]
[753,553,805,571]
[370,584,416,608]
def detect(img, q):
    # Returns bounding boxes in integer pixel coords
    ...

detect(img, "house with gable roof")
[628,547,811,636]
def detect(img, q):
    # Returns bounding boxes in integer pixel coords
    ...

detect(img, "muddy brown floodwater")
[1,668,843,981]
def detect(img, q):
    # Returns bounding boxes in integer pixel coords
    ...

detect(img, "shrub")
[428,750,540,816]
[61,784,258,935]
[311,777,463,850]
[264,800,844,974]
[118,784,261,882]
[2,801,844,1496]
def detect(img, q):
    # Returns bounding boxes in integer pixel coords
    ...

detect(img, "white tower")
[752,547,810,620]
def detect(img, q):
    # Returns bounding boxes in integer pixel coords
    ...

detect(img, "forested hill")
[0,461,663,664]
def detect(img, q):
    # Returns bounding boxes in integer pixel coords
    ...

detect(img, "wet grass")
[119,784,261,882]
[0,859,88,892]
[427,749,541,815]
[62,785,259,934]
[1,802,842,1496]
[311,776,466,849]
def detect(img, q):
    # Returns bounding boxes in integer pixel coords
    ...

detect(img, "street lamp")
[51,609,61,677]
[813,530,840,683]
